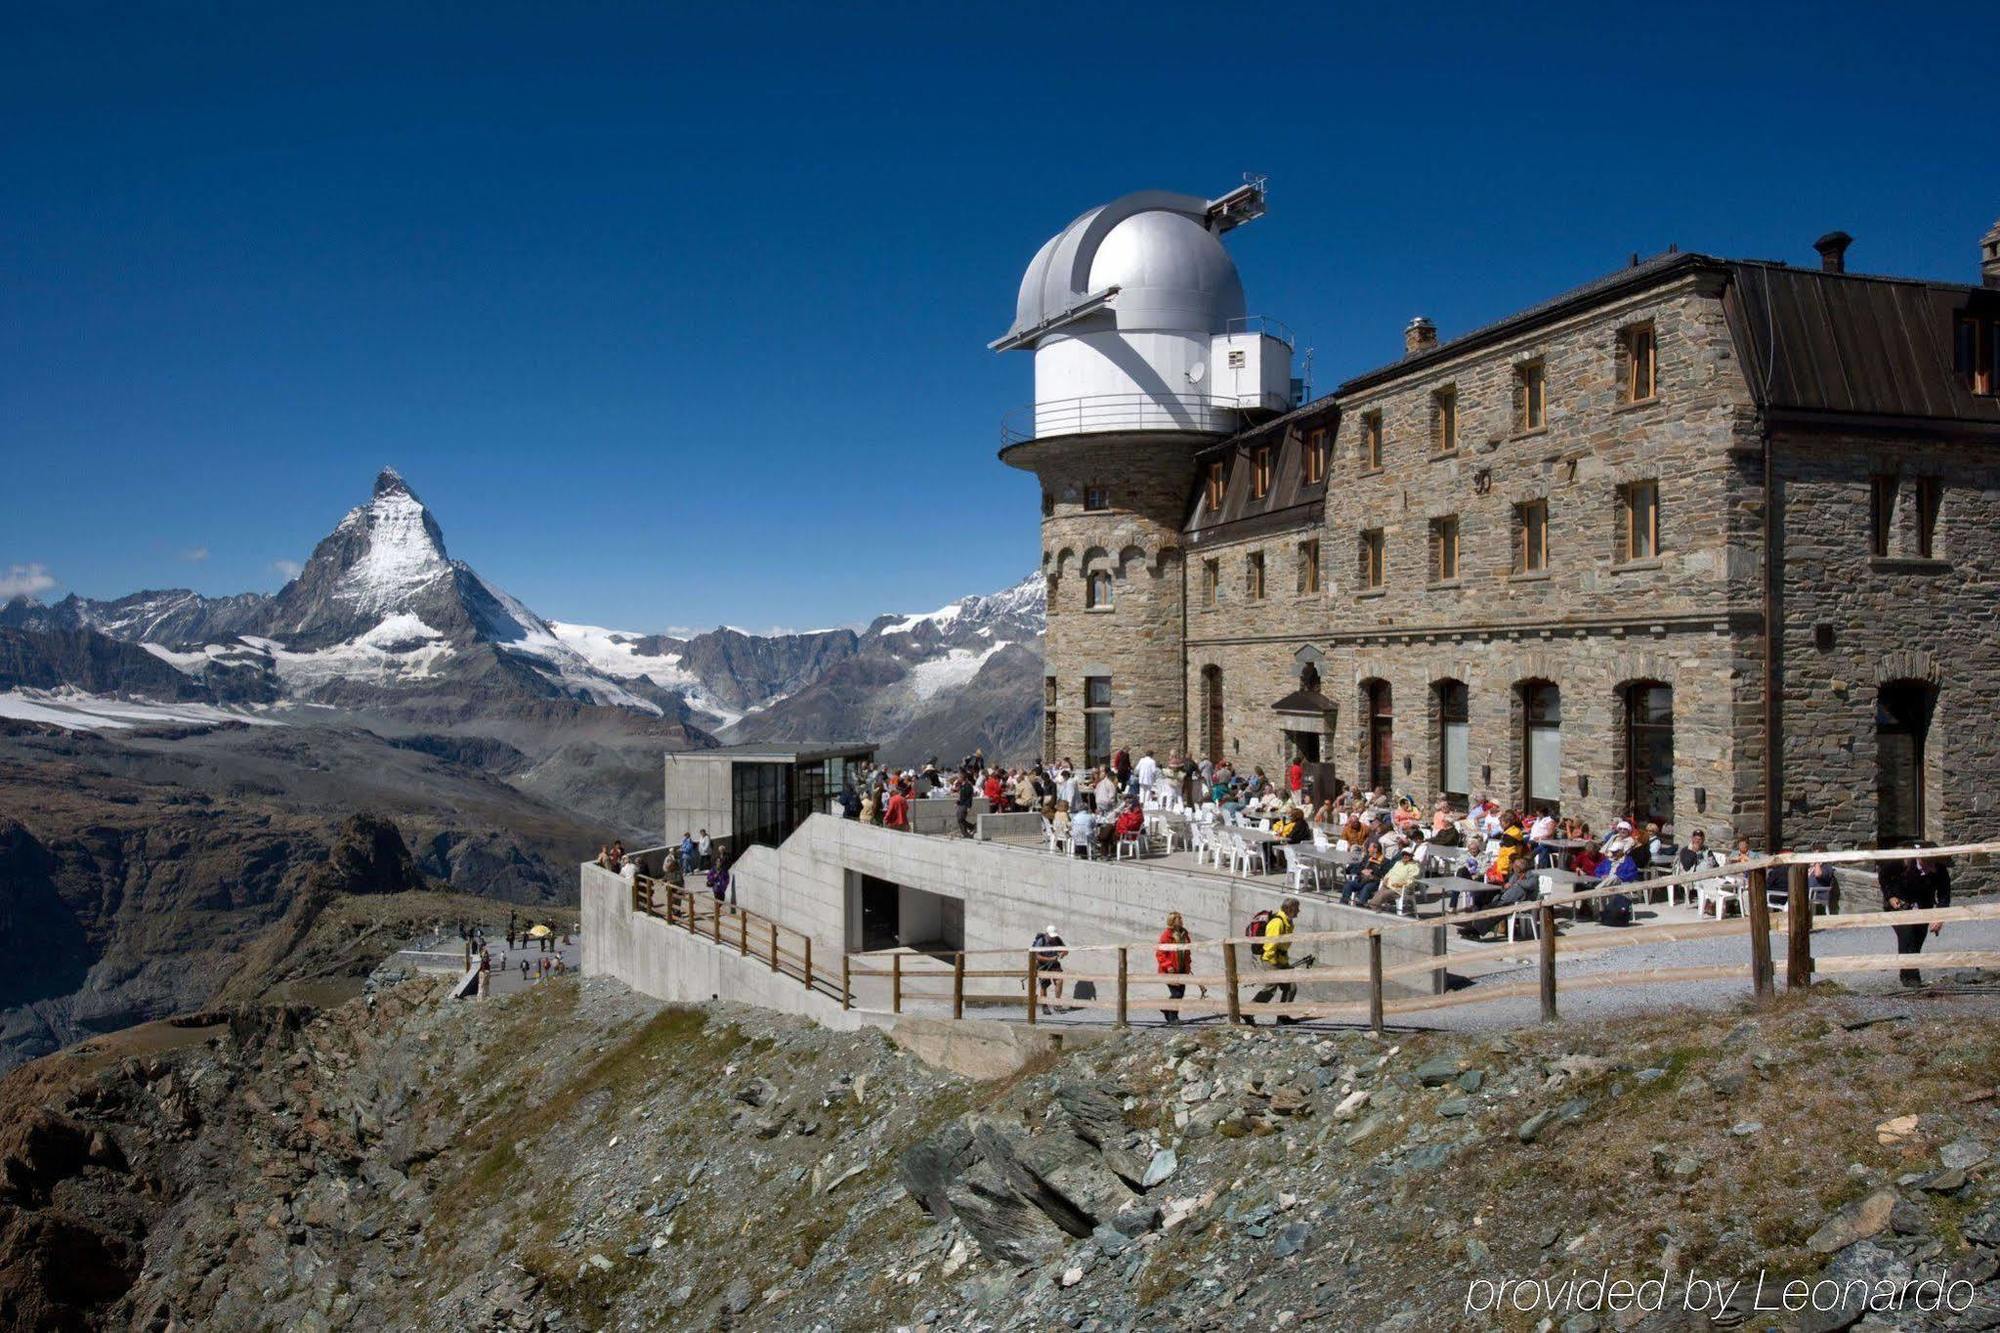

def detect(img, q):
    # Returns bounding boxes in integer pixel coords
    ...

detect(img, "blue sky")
[3,1,1991,631]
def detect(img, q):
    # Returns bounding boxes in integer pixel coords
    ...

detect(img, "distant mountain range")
[0,467,1046,765]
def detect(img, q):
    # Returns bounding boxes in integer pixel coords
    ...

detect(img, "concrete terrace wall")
[726,816,1444,1002]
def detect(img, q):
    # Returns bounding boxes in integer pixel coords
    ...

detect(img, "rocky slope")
[7,971,2000,1331]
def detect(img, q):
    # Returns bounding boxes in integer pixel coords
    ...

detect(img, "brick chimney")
[1813,230,1852,274]
[1404,316,1437,358]
[1983,217,2000,289]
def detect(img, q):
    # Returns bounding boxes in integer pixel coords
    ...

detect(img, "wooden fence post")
[892,952,903,1015]
[1222,941,1241,1025]
[1787,863,1813,990]
[840,951,850,1011]
[1537,904,1558,1023]
[1026,951,1038,1025]
[1367,931,1385,1035]
[802,936,812,994]
[711,899,723,946]
[768,920,779,974]
[1116,947,1129,1029]
[738,910,748,957]
[952,952,965,1020]
[1746,867,1774,999]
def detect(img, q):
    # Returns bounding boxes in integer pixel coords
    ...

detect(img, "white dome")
[1088,210,1244,333]
[996,190,1246,348]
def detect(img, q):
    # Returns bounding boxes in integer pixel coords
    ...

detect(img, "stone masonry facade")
[1010,238,2000,850]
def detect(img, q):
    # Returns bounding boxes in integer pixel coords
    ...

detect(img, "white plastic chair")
[1043,819,1061,854]
[1116,828,1145,861]
[1695,876,1742,919]
[1282,845,1322,894]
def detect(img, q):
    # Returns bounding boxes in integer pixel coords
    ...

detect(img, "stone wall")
[1022,434,1203,767]
[1181,273,1769,835]
[1772,432,2000,850]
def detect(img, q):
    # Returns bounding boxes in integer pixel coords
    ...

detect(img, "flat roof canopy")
[670,742,877,764]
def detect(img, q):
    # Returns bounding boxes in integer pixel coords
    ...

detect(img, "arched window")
[1877,680,1935,846]
[1085,570,1113,609]
[1434,679,1469,808]
[1362,679,1393,793]
[1201,665,1225,764]
[1623,682,1674,825]
[1519,681,1561,815]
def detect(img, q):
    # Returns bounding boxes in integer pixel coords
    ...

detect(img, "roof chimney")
[1813,231,1852,274]
[1404,316,1437,358]
[1983,217,2000,289]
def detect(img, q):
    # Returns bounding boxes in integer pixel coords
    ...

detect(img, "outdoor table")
[1536,869,1598,919]
[1417,875,1476,914]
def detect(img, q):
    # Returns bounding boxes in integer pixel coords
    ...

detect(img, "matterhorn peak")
[373,466,417,501]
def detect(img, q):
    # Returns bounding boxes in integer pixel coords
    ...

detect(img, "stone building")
[1002,190,2000,849]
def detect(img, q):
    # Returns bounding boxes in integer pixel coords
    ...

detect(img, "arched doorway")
[1519,681,1561,815]
[1622,682,1673,825]
[1434,679,1469,808]
[1201,665,1225,765]
[1877,679,1935,846]
[1362,679,1393,794]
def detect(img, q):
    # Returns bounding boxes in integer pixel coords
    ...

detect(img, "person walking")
[1247,898,1301,1025]
[1156,911,1193,1024]
[1881,843,1950,987]
[1031,924,1067,1015]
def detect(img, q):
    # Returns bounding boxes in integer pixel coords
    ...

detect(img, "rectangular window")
[1916,477,1942,558]
[1517,361,1546,431]
[1957,315,1996,397]
[1624,323,1658,402]
[1618,480,1660,561]
[1251,446,1272,499]
[1433,387,1458,454]
[1201,557,1219,606]
[1084,486,1109,511]
[1204,461,1226,511]
[1246,550,1265,600]
[1044,675,1056,707]
[1302,428,1327,485]
[1083,676,1112,769]
[1297,539,1320,594]
[1514,499,1549,573]
[1429,515,1460,582]
[1870,475,1898,558]
[1359,529,1385,589]
[1044,709,1057,756]
[1362,411,1383,470]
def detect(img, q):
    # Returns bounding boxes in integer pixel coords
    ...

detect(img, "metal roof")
[670,742,877,763]
[1724,262,2000,427]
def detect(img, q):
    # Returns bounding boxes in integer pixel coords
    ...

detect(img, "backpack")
[1245,910,1274,946]
[1599,893,1633,927]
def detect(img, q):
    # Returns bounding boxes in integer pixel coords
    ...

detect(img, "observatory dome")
[1000,190,1247,348]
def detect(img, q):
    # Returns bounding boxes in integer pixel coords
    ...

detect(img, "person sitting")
[1069,806,1098,856]
[1111,801,1146,854]
[1344,840,1391,907]
[1274,806,1312,845]
[1051,802,1072,846]
[1365,835,1422,912]
[1806,846,1840,913]
[1426,810,1463,848]
[1570,840,1607,879]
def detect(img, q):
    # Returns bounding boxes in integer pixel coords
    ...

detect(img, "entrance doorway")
[1363,679,1392,793]
[857,875,899,952]
[1877,680,1935,846]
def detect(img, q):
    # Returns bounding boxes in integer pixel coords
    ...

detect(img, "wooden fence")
[635,842,2000,1031]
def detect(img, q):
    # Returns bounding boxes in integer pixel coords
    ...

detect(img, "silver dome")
[994,190,1247,350]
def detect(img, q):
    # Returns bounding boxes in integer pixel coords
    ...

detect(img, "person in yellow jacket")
[1245,898,1301,1025]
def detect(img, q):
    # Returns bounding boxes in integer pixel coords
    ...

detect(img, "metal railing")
[1224,314,1295,349]
[1000,393,1248,445]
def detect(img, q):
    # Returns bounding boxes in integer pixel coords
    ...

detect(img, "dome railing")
[1225,314,1295,349]
[1000,393,1248,444]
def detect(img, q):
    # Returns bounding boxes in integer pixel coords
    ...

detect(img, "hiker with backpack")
[1243,898,1302,1026]
[1155,911,1193,1024]
[1031,924,1067,1015]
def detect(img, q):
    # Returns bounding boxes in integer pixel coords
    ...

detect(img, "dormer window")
[1251,447,1272,499]
[1302,428,1327,485]
[1957,313,1997,396]
[1204,461,1226,511]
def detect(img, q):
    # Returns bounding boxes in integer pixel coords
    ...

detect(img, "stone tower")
[991,185,1293,769]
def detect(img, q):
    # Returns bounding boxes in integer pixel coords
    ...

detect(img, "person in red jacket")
[883,783,910,831]
[981,769,1005,811]
[1155,911,1193,1024]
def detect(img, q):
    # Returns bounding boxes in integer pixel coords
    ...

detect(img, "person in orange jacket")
[1155,911,1193,1024]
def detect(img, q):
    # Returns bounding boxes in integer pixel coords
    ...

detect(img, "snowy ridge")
[0,688,281,733]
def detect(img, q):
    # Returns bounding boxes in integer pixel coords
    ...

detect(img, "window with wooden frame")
[1429,515,1460,583]
[1359,529,1385,589]
[1251,446,1272,499]
[1085,570,1112,609]
[1622,322,1659,403]
[1516,360,1546,432]
[1302,428,1327,485]
[1297,539,1320,594]
[1246,550,1265,600]
[1432,387,1458,454]
[1084,485,1110,512]
[1915,477,1942,558]
[1204,461,1226,512]
[1616,480,1660,562]
[1361,411,1383,470]
[1201,557,1219,606]
[1870,475,1898,557]
[1513,499,1549,574]
[1956,314,1997,396]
